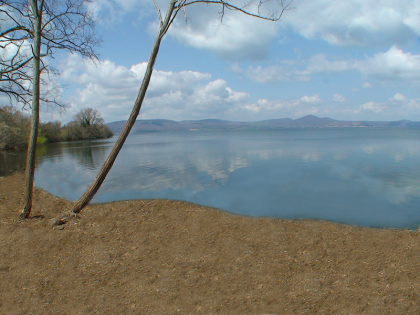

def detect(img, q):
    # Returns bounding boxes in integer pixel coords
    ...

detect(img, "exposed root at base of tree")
[51,211,79,226]
[19,211,30,220]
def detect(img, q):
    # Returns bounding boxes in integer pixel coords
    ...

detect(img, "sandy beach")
[1,172,420,314]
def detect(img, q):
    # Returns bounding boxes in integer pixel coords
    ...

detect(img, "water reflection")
[14,129,420,229]
[0,148,27,176]
[66,142,109,170]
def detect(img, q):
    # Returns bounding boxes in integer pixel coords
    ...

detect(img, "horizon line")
[106,115,418,124]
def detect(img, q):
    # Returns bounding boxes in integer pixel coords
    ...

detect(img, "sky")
[36,0,420,123]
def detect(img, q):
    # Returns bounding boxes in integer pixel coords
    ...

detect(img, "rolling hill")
[107,115,420,134]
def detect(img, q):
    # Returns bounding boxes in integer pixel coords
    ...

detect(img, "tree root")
[19,211,30,220]
[51,211,79,226]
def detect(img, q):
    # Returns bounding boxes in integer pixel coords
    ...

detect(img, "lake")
[2,128,420,229]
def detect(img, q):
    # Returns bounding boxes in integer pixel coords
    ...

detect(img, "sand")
[1,172,420,314]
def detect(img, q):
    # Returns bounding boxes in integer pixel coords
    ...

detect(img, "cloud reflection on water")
[32,129,420,228]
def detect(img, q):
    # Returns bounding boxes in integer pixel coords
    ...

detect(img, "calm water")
[2,129,420,229]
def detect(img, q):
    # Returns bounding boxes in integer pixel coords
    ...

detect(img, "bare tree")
[0,0,100,219]
[52,0,293,225]
[74,108,105,127]
[1,2,68,108]
[0,7,33,106]
[68,108,112,140]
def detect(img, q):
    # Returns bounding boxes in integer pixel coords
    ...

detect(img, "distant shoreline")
[107,115,420,134]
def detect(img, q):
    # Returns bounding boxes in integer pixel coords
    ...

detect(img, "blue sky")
[40,0,420,123]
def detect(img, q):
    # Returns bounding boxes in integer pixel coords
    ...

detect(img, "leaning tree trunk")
[52,0,177,225]
[21,0,42,219]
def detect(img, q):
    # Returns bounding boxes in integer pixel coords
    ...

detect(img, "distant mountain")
[293,115,335,126]
[107,115,420,134]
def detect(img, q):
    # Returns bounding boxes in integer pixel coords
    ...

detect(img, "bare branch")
[152,0,163,26]
[0,25,31,37]
[175,0,294,21]
[0,0,101,111]
[0,56,33,74]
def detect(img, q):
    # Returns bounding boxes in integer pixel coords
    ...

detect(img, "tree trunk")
[21,0,43,219]
[52,0,177,225]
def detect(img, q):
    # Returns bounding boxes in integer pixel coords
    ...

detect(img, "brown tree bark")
[21,0,43,219]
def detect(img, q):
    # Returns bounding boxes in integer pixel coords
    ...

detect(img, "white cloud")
[282,0,420,47]
[57,54,250,123]
[333,94,347,103]
[301,94,321,104]
[407,99,420,110]
[89,0,284,60]
[166,4,279,60]
[304,46,420,81]
[354,46,420,81]
[231,63,310,83]
[390,93,407,102]
[349,94,420,118]
[0,40,32,62]
[88,0,420,60]
[362,82,373,88]
[359,101,386,113]
[238,95,321,118]
[305,54,351,73]
[234,46,420,83]
[88,0,152,22]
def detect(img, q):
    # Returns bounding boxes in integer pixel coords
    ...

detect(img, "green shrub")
[37,135,49,145]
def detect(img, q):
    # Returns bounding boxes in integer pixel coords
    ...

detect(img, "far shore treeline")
[0,106,113,151]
